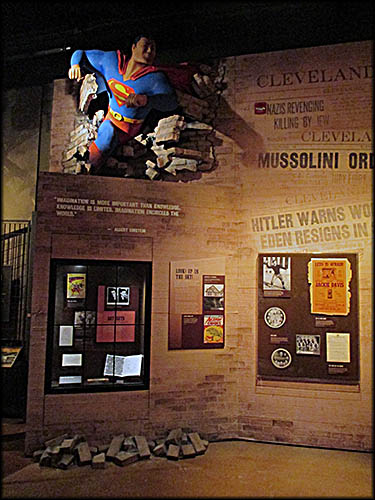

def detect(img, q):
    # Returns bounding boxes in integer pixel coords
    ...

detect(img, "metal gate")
[1,220,31,345]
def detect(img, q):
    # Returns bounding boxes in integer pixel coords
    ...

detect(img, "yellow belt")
[109,108,144,124]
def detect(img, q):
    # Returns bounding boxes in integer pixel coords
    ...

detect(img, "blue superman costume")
[70,45,201,170]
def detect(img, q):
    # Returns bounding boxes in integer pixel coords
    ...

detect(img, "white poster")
[59,325,74,346]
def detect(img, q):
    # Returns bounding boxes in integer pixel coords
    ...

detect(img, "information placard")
[169,258,225,349]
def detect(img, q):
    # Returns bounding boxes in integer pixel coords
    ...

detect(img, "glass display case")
[45,259,152,393]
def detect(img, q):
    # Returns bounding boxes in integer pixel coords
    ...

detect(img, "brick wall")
[49,79,78,172]
[26,41,373,453]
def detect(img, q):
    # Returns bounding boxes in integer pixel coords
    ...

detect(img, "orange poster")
[308,258,352,315]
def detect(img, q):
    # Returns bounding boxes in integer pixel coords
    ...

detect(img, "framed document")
[62,353,82,367]
[59,325,74,346]
[326,332,350,363]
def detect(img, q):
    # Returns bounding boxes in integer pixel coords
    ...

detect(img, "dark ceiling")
[2,1,373,88]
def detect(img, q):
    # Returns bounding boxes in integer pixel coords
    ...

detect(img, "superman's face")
[131,37,156,65]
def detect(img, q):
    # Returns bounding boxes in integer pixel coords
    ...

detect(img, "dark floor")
[1,418,29,479]
[1,419,373,498]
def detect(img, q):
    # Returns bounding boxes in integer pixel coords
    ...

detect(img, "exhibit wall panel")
[26,172,243,451]
[218,41,372,450]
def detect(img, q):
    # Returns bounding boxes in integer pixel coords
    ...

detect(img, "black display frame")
[45,259,152,394]
[257,253,359,385]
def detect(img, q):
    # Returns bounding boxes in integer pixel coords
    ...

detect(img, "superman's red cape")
[117,50,201,95]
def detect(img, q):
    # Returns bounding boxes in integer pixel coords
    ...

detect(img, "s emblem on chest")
[108,79,134,107]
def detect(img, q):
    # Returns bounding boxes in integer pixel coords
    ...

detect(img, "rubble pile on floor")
[32,428,209,470]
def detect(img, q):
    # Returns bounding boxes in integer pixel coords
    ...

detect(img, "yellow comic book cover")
[203,315,224,343]
[67,273,86,299]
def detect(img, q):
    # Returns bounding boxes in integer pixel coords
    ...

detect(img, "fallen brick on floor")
[76,441,92,466]
[106,434,125,462]
[33,428,209,470]
[39,447,53,467]
[44,434,69,449]
[92,452,106,469]
[122,436,136,452]
[181,443,196,458]
[113,451,139,467]
[57,453,75,470]
[188,432,206,455]
[166,428,183,446]
[153,443,167,456]
[134,435,151,459]
[167,444,180,460]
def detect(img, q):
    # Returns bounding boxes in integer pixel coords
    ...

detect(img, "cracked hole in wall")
[61,62,226,182]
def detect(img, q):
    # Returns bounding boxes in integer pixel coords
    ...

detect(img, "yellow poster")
[67,273,86,299]
[308,258,351,315]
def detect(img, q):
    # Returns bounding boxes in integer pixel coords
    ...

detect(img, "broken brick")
[76,441,92,466]
[39,447,53,467]
[188,432,206,455]
[92,453,106,469]
[166,428,183,445]
[57,453,75,469]
[44,434,69,449]
[153,443,167,457]
[181,443,196,458]
[134,435,151,459]
[166,443,180,460]
[122,436,136,451]
[60,437,79,454]
[113,451,139,467]
[106,434,125,462]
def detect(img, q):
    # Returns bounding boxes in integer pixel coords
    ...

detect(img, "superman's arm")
[68,50,109,80]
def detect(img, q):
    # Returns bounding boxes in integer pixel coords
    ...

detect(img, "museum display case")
[45,259,152,392]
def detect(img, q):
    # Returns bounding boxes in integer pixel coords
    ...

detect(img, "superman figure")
[69,35,183,173]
